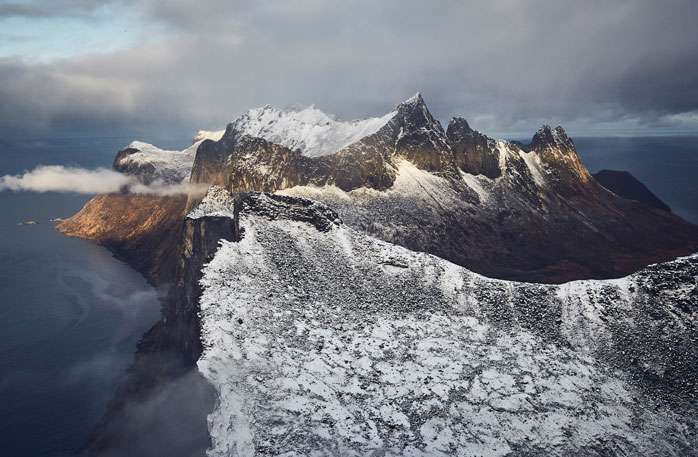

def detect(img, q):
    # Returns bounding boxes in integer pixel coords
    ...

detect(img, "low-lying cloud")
[0,165,206,195]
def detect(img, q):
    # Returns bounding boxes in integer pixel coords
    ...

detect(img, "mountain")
[195,187,697,456]
[593,169,672,212]
[55,94,698,456]
[185,94,698,282]
[113,130,223,185]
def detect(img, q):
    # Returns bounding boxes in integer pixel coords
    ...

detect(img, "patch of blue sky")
[0,3,151,62]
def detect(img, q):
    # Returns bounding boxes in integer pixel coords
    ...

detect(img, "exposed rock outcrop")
[446,117,501,178]
[526,125,593,195]
[190,93,459,193]
[184,95,698,282]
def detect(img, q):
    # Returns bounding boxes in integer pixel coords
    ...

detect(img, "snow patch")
[193,129,225,144]
[230,105,396,157]
[460,171,491,204]
[519,149,547,187]
[187,185,235,219]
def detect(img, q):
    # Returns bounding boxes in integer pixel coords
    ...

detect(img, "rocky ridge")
[56,94,698,455]
[113,130,224,185]
[182,94,698,282]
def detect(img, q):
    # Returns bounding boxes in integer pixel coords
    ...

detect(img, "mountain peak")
[223,104,396,157]
[447,117,473,134]
[394,92,444,135]
[446,117,501,179]
[530,124,575,152]
[400,92,425,107]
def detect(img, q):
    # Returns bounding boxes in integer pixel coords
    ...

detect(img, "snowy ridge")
[229,105,397,157]
[114,130,223,184]
[193,129,225,144]
[197,198,698,456]
[117,141,197,183]
[187,185,236,219]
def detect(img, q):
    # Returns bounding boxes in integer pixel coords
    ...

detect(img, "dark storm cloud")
[1,0,697,138]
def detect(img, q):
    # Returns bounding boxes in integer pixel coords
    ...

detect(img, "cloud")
[0,165,207,195]
[90,368,215,457]
[1,0,697,137]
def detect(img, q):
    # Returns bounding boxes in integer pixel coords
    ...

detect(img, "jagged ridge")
[85,94,698,283]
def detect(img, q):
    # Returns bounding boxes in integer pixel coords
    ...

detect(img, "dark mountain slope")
[593,169,672,211]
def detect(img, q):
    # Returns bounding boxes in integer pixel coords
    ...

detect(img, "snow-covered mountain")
[192,187,697,456]
[112,130,224,184]
[77,95,698,283]
[227,104,397,158]
[59,94,698,456]
[184,94,698,282]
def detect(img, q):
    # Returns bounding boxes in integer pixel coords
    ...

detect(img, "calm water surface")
[0,137,186,457]
[0,135,696,456]
[575,136,698,224]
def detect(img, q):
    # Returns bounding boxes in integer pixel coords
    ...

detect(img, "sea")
[0,135,696,456]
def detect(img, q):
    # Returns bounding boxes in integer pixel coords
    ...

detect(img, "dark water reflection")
[0,191,162,457]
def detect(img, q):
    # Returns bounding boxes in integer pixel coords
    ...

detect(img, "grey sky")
[1,0,697,139]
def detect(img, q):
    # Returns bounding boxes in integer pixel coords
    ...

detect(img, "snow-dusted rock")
[196,194,697,456]
[113,130,224,184]
[103,94,698,284]
[184,94,698,282]
[228,104,396,158]
[188,185,237,220]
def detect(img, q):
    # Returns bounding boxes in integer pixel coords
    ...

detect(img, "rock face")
[446,117,501,178]
[593,169,672,211]
[195,189,698,456]
[56,193,188,284]
[190,94,459,193]
[526,125,593,195]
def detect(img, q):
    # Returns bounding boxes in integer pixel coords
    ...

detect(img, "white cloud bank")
[0,165,206,195]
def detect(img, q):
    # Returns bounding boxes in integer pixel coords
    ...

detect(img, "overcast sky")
[1,0,697,140]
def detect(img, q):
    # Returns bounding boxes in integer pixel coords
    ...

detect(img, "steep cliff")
[56,193,188,284]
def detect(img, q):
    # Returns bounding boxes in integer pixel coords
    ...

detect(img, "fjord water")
[575,136,698,224]
[0,136,186,457]
[0,135,697,456]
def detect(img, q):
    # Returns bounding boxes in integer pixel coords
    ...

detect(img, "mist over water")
[0,135,696,456]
